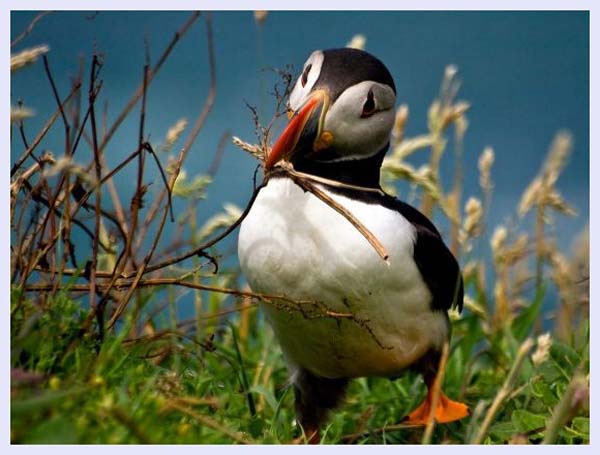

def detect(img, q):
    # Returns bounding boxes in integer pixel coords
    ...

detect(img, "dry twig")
[11,11,54,48]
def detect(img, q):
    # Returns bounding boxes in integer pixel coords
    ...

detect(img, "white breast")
[238,177,448,379]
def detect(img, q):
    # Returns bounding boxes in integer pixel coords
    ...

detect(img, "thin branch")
[90,62,153,334]
[169,12,217,174]
[25,277,387,348]
[43,54,72,285]
[126,278,315,306]
[43,55,70,140]
[287,171,390,263]
[10,152,56,198]
[161,402,252,444]
[16,101,41,165]
[207,130,231,177]
[132,186,167,252]
[88,54,104,334]
[18,178,126,248]
[11,11,54,48]
[98,151,128,237]
[15,184,111,253]
[140,180,262,276]
[143,142,174,222]
[20,56,89,287]
[11,84,79,176]
[97,11,200,155]
[106,13,217,329]
[232,133,390,265]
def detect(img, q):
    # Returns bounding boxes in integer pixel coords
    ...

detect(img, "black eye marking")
[301,63,312,88]
[361,88,376,118]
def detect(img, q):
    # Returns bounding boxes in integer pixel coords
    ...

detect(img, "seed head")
[531,332,552,366]
[346,34,367,50]
[478,147,495,191]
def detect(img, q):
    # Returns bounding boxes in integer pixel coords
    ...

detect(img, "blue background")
[11,11,589,308]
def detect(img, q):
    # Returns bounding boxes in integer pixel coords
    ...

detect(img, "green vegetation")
[9,275,590,443]
[11,12,588,444]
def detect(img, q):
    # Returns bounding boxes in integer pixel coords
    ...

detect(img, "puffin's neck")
[291,144,388,189]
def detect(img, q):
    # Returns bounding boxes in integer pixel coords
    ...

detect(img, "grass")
[10,11,589,444]
[10,282,590,444]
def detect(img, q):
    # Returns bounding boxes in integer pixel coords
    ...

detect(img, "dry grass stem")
[285,170,390,263]
[11,11,54,48]
[230,135,391,265]
[470,338,534,444]
[232,136,264,160]
[162,401,253,444]
[542,374,588,444]
[422,341,450,444]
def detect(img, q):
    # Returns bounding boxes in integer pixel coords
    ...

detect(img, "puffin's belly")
[238,178,448,378]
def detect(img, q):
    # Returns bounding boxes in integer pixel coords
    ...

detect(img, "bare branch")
[11,11,54,48]
[106,13,217,329]
[11,85,79,176]
[97,11,201,154]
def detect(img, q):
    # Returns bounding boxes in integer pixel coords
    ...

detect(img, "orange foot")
[403,392,469,426]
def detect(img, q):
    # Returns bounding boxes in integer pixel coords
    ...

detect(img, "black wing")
[391,199,464,313]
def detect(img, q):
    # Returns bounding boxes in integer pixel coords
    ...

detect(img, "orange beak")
[265,90,329,171]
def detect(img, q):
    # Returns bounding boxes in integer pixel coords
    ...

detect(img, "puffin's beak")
[265,90,331,171]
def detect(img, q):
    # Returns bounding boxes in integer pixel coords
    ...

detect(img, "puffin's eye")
[301,64,312,87]
[361,88,376,117]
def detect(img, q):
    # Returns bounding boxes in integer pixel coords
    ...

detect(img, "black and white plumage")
[238,48,467,442]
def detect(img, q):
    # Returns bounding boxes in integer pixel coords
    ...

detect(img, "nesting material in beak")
[265,90,330,171]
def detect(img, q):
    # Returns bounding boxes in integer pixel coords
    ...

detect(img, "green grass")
[10,281,589,444]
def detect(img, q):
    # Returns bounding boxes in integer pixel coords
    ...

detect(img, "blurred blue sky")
[11,11,589,266]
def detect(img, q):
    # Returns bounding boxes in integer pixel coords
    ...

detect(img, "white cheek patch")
[288,50,324,112]
[327,81,396,120]
[323,81,396,161]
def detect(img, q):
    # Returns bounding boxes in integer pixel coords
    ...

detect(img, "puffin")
[238,48,469,443]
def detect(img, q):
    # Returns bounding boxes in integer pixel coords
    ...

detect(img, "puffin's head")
[266,48,397,172]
